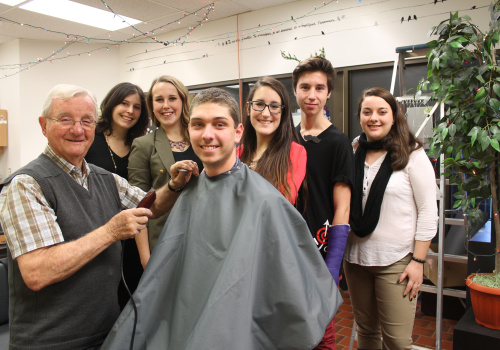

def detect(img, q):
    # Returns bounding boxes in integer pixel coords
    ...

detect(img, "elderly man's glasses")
[249,101,284,114]
[45,116,96,129]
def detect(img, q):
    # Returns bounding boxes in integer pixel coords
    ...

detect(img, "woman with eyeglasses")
[128,75,203,268]
[238,77,306,205]
[85,82,149,310]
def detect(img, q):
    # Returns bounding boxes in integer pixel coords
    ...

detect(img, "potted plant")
[417,2,500,329]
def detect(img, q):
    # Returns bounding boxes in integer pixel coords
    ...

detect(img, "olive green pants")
[344,254,417,350]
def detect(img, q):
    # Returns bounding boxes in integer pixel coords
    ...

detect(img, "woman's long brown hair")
[240,77,301,203]
[357,87,423,170]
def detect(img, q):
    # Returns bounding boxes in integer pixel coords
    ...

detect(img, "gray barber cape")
[102,163,342,350]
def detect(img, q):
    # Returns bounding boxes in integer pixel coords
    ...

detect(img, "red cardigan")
[237,141,307,204]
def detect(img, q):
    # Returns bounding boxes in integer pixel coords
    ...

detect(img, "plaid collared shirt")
[0,145,146,258]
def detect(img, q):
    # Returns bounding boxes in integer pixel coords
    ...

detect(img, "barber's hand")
[399,260,424,302]
[105,208,152,241]
[169,160,199,191]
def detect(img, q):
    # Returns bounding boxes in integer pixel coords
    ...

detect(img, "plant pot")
[466,273,500,330]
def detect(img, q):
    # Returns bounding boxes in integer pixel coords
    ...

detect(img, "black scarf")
[349,133,393,237]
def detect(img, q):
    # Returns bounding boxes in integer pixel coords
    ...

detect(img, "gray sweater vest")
[1,154,122,350]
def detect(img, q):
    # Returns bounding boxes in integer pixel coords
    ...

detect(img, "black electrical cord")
[121,188,155,349]
[120,241,138,350]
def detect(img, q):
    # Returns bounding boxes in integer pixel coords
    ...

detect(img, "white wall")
[0,40,21,182]
[119,0,493,86]
[0,40,119,179]
[0,0,494,178]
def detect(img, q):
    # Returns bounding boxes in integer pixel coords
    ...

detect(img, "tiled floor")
[334,290,458,350]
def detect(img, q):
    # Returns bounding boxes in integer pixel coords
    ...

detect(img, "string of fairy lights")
[0,0,334,76]
[120,0,486,71]
[99,0,214,46]
[0,0,485,77]
[0,0,406,74]
[0,1,216,77]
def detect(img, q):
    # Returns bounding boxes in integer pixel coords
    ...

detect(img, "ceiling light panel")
[19,0,142,31]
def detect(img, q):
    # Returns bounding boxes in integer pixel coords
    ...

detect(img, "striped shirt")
[0,145,146,259]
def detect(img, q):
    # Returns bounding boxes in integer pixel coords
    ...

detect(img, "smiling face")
[249,86,282,142]
[189,102,243,177]
[360,96,394,141]
[111,93,142,132]
[151,82,183,131]
[294,70,331,119]
[39,95,96,168]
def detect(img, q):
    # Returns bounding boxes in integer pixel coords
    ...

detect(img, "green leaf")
[463,26,474,34]
[479,64,489,75]
[452,199,461,209]
[491,138,500,152]
[468,126,479,145]
[450,41,463,48]
[493,84,500,97]
[493,31,500,44]
[479,105,486,116]
[476,74,485,84]
[476,87,486,100]
[414,90,422,100]
[489,98,500,112]
[454,192,464,200]
[433,57,440,70]
[461,199,468,213]
[437,22,449,35]
[441,128,448,139]
[447,35,461,43]
[449,123,457,137]
[479,134,490,150]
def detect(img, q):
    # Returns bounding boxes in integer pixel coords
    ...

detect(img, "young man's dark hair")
[292,56,336,93]
[189,87,240,127]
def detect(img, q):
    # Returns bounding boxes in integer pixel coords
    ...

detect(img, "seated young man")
[103,88,342,350]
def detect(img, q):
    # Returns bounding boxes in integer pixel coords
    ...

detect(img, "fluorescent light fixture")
[19,0,141,31]
[0,0,25,5]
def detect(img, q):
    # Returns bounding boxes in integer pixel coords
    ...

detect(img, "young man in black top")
[294,56,354,349]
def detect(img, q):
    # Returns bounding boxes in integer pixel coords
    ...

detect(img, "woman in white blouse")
[345,87,437,350]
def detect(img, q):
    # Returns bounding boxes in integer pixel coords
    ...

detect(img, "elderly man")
[103,88,342,350]
[0,84,198,350]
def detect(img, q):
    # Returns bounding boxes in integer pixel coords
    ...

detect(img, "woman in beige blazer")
[129,76,202,267]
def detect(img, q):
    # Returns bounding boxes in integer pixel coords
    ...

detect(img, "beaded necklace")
[104,134,117,173]
[168,139,188,151]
